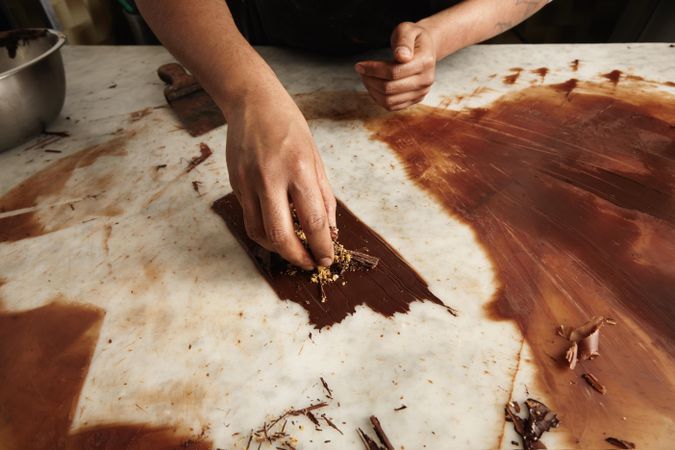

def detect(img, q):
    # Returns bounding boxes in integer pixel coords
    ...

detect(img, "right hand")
[225,89,336,270]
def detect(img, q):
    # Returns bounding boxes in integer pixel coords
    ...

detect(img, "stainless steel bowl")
[0,29,67,152]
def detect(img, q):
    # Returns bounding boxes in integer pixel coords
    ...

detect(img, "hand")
[225,88,336,270]
[355,22,437,111]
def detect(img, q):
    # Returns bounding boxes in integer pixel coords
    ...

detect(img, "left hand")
[355,22,437,111]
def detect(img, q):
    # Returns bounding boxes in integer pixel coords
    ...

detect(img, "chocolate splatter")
[570,59,580,72]
[356,78,675,446]
[212,193,454,329]
[503,68,523,85]
[532,67,548,82]
[186,143,213,172]
[602,69,622,86]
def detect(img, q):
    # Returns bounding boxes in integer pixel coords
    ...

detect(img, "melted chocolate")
[212,193,454,329]
[0,29,47,58]
[359,79,675,447]
[0,301,211,449]
[503,68,523,85]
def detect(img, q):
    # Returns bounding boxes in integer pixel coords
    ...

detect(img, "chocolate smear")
[351,76,675,447]
[212,193,455,329]
[186,142,212,172]
[606,437,636,449]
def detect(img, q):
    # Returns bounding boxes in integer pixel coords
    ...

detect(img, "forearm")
[136,0,283,118]
[418,0,550,60]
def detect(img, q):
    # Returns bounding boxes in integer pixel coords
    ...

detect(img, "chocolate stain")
[532,67,548,82]
[0,134,130,242]
[0,301,212,450]
[602,69,622,86]
[212,193,454,329]
[354,79,675,447]
[503,68,523,85]
[570,59,580,72]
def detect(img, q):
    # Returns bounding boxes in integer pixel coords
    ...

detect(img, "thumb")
[391,22,420,63]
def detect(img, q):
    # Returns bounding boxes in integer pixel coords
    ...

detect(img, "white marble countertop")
[0,43,673,450]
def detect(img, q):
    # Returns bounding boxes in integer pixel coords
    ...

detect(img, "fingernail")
[318,257,333,267]
[354,63,364,74]
[395,46,412,59]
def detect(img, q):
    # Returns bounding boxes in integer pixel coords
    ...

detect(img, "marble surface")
[0,43,673,449]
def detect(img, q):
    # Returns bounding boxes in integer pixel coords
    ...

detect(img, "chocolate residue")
[358,79,675,447]
[602,69,622,86]
[570,59,580,72]
[503,68,523,85]
[0,301,212,449]
[532,67,549,82]
[212,193,455,329]
[0,28,47,58]
[0,134,130,242]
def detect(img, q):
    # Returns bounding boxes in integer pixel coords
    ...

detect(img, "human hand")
[355,22,437,111]
[225,89,336,270]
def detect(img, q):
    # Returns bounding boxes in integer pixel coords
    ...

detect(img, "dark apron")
[226,0,460,55]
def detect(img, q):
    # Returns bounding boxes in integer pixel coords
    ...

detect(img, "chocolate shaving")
[605,437,636,449]
[349,250,380,269]
[44,149,62,153]
[564,316,607,369]
[42,130,70,137]
[358,429,386,450]
[320,377,333,399]
[186,143,213,172]
[370,416,394,450]
[305,411,320,428]
[321,414,343,435]
[155,164,167,170]
[394,405,407,411]
[506,398,559,450]
[582,372,607,394]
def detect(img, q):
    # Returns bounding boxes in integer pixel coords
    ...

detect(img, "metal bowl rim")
[0,28,66,81]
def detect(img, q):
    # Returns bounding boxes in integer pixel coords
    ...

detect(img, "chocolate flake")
[320,377,333,399]
[155,164,167,170]
[606,437,636,449]
[582,372,607,394]
[44,149,62,153]
[192,181,202,195]
[506,398,559,450]
[186,143,213,172]
[321,414,343,435]
[349,250,380,269]
[394,405,407,411]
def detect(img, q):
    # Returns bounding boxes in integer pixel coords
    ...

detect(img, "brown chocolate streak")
[356,79,675,447]
[212,193,452,329]
[0,134,130,242]
[0,301,211,449]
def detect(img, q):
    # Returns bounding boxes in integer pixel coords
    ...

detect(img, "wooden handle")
[158,63,204,101]
[158,63,194,87]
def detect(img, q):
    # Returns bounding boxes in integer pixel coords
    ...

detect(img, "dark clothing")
[226,0,460,55]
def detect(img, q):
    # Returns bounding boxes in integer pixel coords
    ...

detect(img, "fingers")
[239,190,273,251]
[355,59,425,81]
[360,72,433,96]
[390,22,422,63]
[290,173,334,268]
[315,158,337,231]
[259,191,315,270]
[363,84,430,111]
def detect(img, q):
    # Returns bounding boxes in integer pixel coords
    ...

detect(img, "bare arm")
[356,0,551,110]
[137,0,336,270]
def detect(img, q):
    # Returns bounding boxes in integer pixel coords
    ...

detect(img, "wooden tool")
[157,63,226,136]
